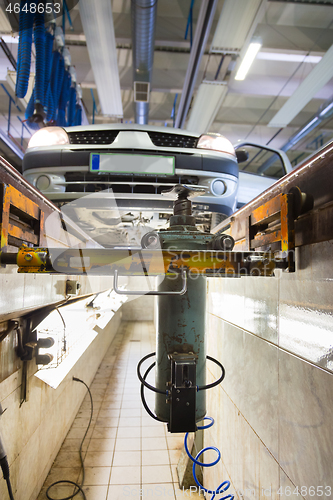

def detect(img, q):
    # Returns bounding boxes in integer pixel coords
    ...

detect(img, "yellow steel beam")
[1,246,279,277]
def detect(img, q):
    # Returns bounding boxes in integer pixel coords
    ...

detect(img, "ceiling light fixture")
[235,41,262,81]
[256,52,322,64]
[78,0,123,117]
[186,81,228,134]
[211,0,263,53]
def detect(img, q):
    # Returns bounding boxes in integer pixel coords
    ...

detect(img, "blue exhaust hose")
[25,88,40,130]
[67,86,77,126]
[44,31,54,120]
[33,11,45,107]
[55,56,65,110]
[74,103,82,126]
[57,70,71,126]
[49,52,65,120]
[50,51,61,98]
[15,0,34,98]
[25,88,35,119]
[46,84,55,122]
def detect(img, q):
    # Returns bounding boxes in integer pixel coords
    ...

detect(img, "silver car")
[23,124,239,231]
[234,141,292,209]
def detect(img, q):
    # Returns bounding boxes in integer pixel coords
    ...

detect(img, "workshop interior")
[0,1,333,500]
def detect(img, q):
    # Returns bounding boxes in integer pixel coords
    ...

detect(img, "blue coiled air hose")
[184,417,234,500]
[15,0,34,98]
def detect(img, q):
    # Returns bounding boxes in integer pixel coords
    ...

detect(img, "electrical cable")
[0,456,15,500]
[137,352,225,394]
[137,352,167,395]
[0,402,15,499]
[184,417,234,500]
[140,361,166,422]
[46,377,93,500]
[197,356,225,391]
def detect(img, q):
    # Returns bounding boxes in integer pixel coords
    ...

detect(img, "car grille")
[148,132,198,148]
[67,130,197,148]
[64,172,199,194]
[68,130,119,145]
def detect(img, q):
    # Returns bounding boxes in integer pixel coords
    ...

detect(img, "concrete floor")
[37,321,202,500]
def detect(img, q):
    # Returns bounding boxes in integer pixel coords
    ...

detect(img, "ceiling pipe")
[174,0,219,129]
[131,0,157,124]
[267,0,333,4]
[256,95,333,175]
[280,95,333,153]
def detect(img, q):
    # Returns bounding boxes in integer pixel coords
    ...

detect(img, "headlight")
[197,133,235,156]
[27,127,69,149]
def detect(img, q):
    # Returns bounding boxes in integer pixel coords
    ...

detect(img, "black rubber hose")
[0,456,14,500]
[197,356,225,391]
[137,352,167,395]
[140,361,165,422]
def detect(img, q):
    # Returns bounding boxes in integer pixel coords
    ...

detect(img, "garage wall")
[204,240,333,500]
[0,310,122,500]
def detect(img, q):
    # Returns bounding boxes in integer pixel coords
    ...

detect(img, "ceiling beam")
[174,0,219,129]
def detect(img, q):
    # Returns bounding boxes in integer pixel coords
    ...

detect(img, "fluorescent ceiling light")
[257,52,322,64]
[79,0,123,117]
[211,0,263,53]
[269,43,333,128]
[1,35,19,44]
[186,81,228,134]
[235,42,262,81]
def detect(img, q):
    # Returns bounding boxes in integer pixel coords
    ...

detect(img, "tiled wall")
[0,310,121,500]
[121,296,155,321]
[204,240,333,500]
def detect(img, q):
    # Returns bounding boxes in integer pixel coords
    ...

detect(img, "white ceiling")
[0,0,332,168]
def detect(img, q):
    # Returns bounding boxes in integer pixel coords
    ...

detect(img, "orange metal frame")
[227,193,295,272]
[0,184,45,251]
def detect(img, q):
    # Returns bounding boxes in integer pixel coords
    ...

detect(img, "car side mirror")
[235,149,249,163]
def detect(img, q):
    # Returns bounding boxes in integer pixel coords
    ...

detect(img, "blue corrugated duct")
[44,31,55,122]
[25,88,35,119]
[67,86,77,126]
[47,50,65,122]
[33,11,45,108]
[15,0,34,98]
[57,70,71,126]
[17,2,80,128]
[74,103,82,126]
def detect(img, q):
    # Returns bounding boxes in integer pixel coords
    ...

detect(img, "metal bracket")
[113,268,187,295]
[168,353,197,433]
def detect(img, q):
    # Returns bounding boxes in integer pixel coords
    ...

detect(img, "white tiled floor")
[37,321,203,499]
